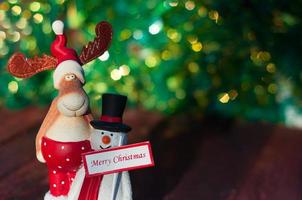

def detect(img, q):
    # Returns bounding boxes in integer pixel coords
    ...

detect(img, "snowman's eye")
[110,134,113,136]
[101,132,104,135]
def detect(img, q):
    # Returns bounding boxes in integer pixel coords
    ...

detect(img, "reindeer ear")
[79,21,113,65]
[7,53,58,78]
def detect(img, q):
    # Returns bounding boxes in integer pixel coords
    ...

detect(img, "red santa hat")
[51,20,85,89]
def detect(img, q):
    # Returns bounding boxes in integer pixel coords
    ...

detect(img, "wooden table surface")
[0,107,302,200]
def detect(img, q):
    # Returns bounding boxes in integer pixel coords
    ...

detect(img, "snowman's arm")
[121,172,132,200]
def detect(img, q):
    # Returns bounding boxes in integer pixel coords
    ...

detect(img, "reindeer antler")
[7,53,58,78]
[79,21,113,65]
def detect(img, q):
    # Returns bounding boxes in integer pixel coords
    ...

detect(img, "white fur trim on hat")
[52,20,64,35]
[53,60,85,89]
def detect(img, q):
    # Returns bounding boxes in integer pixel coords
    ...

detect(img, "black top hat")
[90,93,131,132]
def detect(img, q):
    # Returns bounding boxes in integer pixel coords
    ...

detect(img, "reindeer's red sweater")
[41,136,91,196]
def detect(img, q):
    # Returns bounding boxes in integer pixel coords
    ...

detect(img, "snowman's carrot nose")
[102,135,111,145]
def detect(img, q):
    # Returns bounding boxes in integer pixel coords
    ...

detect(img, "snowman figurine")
[68,93,132,200]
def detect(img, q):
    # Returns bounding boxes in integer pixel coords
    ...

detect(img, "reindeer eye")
[110,134,113,136]
[65,74,75,81]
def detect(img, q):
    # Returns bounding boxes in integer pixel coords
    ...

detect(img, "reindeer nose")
[62,93,85,111]
[102,135,111,145]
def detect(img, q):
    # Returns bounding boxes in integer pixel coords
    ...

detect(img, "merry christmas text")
[90,152,146,168]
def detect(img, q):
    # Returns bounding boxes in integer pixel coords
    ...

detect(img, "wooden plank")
[3,109,302,199]
[0,107,46,144]
[234,125,302,200]
[0,108,49,199]
[0,159,48,200]
[162,121,302,200]
[0,125,39,179]
[141,120,275,200]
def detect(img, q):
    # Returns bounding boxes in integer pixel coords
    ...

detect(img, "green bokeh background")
[0,0,301,126]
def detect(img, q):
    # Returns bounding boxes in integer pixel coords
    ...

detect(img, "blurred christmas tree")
[0,0,301,126]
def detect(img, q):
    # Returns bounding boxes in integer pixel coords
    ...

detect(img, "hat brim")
[90,120,132,133]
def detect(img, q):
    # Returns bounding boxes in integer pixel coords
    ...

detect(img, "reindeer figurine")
[7,20,112,200]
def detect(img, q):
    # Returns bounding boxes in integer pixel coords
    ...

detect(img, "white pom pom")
[52,20,64,35]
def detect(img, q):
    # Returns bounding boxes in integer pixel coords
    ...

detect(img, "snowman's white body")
[68,129,132,200]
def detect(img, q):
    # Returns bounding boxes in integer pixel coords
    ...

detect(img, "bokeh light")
[0,0,300,125]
